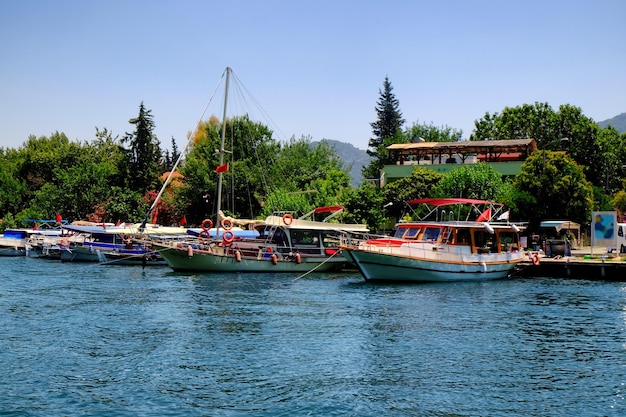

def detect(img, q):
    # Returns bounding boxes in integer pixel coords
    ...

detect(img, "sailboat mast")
[215,66,231,228]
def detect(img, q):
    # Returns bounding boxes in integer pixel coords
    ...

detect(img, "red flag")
[179,216,187,226]
[116,219,121,226]
[55,213,62,223]
[215,163,229,173]
[476,208,491,222]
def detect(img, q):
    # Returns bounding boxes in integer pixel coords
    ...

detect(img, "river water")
[1,257,625,416]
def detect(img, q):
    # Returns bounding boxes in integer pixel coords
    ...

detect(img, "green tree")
[363,76,405,179]
[340,182,385,231]
[406,121,463,142]
[0,148,25,217]
[123,102,162,193]
[383,167,443,221]
[433,163,506,201]
[513,151,593,227]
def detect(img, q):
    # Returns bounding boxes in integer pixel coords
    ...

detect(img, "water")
[1,257,625,416]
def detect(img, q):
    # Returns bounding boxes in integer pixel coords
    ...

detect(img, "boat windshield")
[421,227,441,242]
[395,226,420,239]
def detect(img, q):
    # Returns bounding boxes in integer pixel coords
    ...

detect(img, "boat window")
[291,230,319,246]
[454,229,470,245]
[474,230,496,253]
[394,226,410,238]
[421,227,441,242]
[619,226,624,238]
[402,227,420,240]
[499,231,518,252]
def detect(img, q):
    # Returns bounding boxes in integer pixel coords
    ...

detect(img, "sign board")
[591,211,617,248]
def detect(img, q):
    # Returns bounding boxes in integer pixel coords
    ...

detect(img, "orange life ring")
[532,253,540,266]
[221,218,233,231]
[201,219,213,232]
[282,213,293,225]
[222,231,234,245]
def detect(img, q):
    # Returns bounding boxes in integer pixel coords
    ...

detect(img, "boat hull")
[343,248,522,282]
[157,244,347,273]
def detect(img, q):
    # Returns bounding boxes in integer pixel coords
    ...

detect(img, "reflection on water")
[0,259,625,416]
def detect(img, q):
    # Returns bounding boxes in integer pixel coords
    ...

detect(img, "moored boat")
[340,198,525,282]
[155,207,369,273]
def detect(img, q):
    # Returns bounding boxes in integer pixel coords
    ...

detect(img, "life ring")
[222,231,234,245]
[60,238,70,247]
[201,219,213,232]
[532,253,540,266]
[282,213,293,225]
[221,218,233,231]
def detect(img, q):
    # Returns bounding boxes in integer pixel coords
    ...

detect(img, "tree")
[340,182,385,231]
[433,163,506,202]
[513,151,593,227]
[363,76,405,179]
[406,121,463,142]
[122,102,162,193]
[383,167,443,220]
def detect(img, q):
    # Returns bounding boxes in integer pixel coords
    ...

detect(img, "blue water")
[1,257,625,416]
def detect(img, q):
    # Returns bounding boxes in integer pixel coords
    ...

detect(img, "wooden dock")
[512,247,626,281]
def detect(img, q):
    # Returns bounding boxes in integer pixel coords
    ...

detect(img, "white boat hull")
[342,248,523,282]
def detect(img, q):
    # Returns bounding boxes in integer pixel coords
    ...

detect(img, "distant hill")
[598,113,626,133]
[313,139,372,186]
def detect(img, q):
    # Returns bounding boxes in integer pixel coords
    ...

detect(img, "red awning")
[407,198,504,207]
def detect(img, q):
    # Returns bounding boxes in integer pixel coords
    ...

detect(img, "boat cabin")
[394,223,520,254]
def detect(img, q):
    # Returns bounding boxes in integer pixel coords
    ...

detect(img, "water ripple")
[1,259,625,416]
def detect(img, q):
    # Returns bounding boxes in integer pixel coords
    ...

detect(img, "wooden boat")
[154,207,369,273]
[340,198,525,282]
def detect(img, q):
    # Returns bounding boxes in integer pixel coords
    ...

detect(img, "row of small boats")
[0,200,528,282]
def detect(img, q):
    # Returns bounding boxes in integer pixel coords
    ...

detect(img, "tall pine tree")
[363,76,405,180]
[123,102,162,192]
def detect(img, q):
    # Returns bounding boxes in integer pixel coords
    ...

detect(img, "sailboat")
[152,67,369,272]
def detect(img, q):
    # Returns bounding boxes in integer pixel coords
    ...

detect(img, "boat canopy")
[407,198,504,207]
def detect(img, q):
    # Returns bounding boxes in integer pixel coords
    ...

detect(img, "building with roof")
[380,139,538,186]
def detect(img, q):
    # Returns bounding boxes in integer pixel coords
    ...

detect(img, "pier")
[514,247,626,281]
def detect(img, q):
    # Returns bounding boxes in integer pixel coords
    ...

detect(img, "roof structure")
[387,139,537,163]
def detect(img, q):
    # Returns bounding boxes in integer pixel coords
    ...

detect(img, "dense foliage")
[1,81,625,235]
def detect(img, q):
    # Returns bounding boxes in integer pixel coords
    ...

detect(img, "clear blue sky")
[1,0,624,152]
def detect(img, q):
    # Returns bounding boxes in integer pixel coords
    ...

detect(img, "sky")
[1,0,624,152]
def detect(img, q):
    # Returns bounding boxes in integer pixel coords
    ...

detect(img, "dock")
[513,247,626,281]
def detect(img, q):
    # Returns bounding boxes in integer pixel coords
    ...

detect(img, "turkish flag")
[476,208,491,222]
[215,163,229,173]
[55,213,62,223]
[179,216,187,226]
